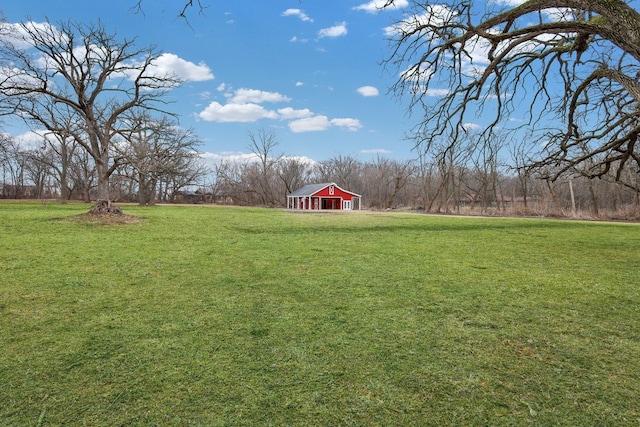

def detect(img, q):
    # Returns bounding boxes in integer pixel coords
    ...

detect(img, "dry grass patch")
[65,212,144,226]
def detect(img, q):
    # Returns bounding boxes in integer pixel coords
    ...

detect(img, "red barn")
[287,182,362,211]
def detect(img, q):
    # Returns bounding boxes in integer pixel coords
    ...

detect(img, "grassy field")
[1,202,639,426]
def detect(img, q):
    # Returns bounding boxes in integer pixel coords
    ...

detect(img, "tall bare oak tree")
[386,0,640,190]
[0,20,181,213]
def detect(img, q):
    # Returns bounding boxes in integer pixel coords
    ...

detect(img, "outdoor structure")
[287,182,362,211]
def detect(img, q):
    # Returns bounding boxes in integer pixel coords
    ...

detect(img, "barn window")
[329,185,334,195]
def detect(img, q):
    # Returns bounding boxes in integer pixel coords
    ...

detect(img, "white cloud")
[197,88,294,123]
[295,81,304,87]
[277,107,314,119]
[400,62,444,95]
[283,155,318,166]
[201,151,318,168]
[318,22,348,39]
[197,85,362,130]
[357,86,379,97]
[201,151,259,164]
[462,123,481,131]
[331,118,363,131]
[282,8,313,22]
[289,115,332,132]
[0,65,42,92]
[13,129,48,150]
[288,115,362,133]
[425,88,451,97]
[0,21,62,50]
[384,6,458,37]
[150,53,214,82]
[229,88,291,104]
[290,36,309,43]
[353,0,409,14]
[361,148,392,154]
[3,22,214,84]
[197,101,278,123]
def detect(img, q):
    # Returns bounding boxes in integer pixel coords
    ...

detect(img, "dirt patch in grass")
[64,212,144,226]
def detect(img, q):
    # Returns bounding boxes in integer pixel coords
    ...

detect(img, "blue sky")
[2,0,419,164]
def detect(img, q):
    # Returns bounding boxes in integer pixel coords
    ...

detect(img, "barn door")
[343,200,351,210]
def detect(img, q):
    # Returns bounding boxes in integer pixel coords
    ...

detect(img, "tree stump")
[89,200,123,216]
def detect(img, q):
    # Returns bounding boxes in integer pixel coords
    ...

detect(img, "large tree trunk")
[89,199,123,215]
[138,174,149,206]
[148,178,158,206]
[90,157,122,215]
[95,159,110,201]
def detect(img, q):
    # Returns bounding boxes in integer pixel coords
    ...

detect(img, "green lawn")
[1,202,639,426]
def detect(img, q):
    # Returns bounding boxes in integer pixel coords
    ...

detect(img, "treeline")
[210,152,640,220]
[0,130,207,205]
[3,129,640,220]
[207,129,640,219]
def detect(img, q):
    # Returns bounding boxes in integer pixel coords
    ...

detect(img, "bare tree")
[314,155,363,193]
[0,135,26,198]
[508,136,536,209]
[115,112,204,206]
[248,128,283,206]
[21,147,54,199]
[0,20,181,213]
[427,136,473,213]
[386,0,640,191]
[363,156,417,209]
[0,134,15,192]
[277,157,314,200]
[467,132,507,213]
[160,153,208,204]
[29,130,82,202]
[214,159,250,205]
[67,148,96,202]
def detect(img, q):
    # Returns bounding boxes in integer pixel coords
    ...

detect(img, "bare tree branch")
[387,0,640,190]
